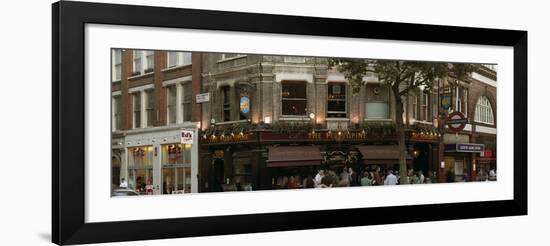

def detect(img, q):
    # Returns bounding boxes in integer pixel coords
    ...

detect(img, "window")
[365,85,390,119]
[281,81,307,116]
[475,96,494,125]
[112,49,122,81]
[422,91,429,121]
[182,83,192,122]
[133,50,142,75]
[222,86,231,121]
[132,50,154,75]
[454,86,468,115]
[221,53,240,60]
[113,95,121,130]
[161,144,192,194]
[167,52,192,68]
[133,93,141,128]
[145,50,154,72]
[412,95,418,119]
[284,56,306,63]
[167,85,177,124]
[145,90,155,127]
[327,83,347,118]
[127,146,153,193]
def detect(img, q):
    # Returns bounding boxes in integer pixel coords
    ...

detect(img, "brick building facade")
[111,49,498,194]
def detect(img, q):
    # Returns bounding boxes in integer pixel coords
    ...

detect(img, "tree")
[328,59,476,184]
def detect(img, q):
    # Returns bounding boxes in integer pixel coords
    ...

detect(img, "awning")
[266,146,322,167]
[356,145,412,165]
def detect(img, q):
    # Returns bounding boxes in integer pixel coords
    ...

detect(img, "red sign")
[447,111,467,132]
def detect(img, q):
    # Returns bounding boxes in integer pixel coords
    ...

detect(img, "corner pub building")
[111,49,498,194]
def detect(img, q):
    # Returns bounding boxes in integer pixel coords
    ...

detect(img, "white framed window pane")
[182,83,192,122]
[145,50,154,70]
[133,93,141,128]
[167,51,178,67]
[167,86,177,124]
[133,50,142,73]
[146,90,155,127]
[182,53,192,65]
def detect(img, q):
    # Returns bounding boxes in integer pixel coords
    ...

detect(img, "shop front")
[118,125,199,195]
[444,143,484,182]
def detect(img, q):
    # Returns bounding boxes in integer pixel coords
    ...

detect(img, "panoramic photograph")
[110,49,497,196]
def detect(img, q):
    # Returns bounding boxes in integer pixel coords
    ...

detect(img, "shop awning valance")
[356,145,412,165]
[266,146,322,167]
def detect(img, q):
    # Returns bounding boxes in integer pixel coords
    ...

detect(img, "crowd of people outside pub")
[272,165,497,190]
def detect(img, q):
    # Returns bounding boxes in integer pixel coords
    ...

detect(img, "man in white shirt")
[384,170,398,185]
[314,170,325,188]
[119,178,128,188]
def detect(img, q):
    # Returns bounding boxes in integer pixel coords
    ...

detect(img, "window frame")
[327,82,347,118]
[474,95,495,125]
[281,81,308,117]
[132,92,142,129]
[167,51,192,68]
[166,85,178,125]
[112,49,122,82]
[132,50,155,76]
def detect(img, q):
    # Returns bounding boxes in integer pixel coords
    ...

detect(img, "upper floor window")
[284,56,306,63]
[167,85,177,124]
[166,83,193,125]
[133,92,142,128]
[221,86,231,121]
[167,52,192,68]
[421,91,430,122]
[365,85,390,119]
[145,51,154,73]
[475,96,494,125]
[327,83,346,118]
[112,95,122,131]
[221,53,240,60]
[412,94,418,119]
[282,81,307,116]
[453,86,469,115]
[182,83,192,122]
[112,49,122,81]
[132,50,154,76]
[145,90,155,127]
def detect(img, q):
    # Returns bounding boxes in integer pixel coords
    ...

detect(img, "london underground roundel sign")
[447,111,467,132]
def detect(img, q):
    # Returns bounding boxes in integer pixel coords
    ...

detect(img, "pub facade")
[196,54,498,192]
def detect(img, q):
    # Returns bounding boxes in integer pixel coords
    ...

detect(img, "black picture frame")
[52,1,527,245]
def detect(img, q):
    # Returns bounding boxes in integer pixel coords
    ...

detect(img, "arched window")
[474,96,494,125]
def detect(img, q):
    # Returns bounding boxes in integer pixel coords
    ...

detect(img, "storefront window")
[127,146,153,194]
[282,81,307,116]
[161,144,192,194]
[327,83,346,118]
